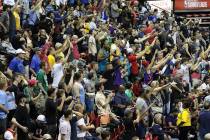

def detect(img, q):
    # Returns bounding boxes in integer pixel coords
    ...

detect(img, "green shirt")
[125,89,133,101]
[37,69,48,92]
[23,86,32,102]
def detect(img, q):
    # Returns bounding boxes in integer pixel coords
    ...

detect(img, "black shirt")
[7,84,20,104]
[103,69,114,90]
[29,121,46,139]
[14,105,30,140]
[45,98,57,125]
[123,118,136,139]
[70,116,78,140]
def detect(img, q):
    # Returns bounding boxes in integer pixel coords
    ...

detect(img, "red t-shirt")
[128,54,139,75]
[144,26,154,44]
[132,81,142,97]
[40,53,50,73]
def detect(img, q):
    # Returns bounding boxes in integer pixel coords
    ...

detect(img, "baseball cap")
[55,42,63,49]
[16,49,26,54]
[32,47,41,52]
[127,48,133,54]
[43,134,52,140]
[37,115,47,123]
[4,130,14,140]
[28,79,38,87]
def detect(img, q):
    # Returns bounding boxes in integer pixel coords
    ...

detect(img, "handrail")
[149,3,171,13]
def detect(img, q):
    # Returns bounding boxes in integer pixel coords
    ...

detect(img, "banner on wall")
[3,0,15,6]
[174,0,210,12]
[148,0,172,13]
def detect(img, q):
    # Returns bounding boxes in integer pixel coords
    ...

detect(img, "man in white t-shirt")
[74,104,95,139]
[51,39,72,88]
[52,45,71,88]
[58,110,72,140]
[88,30,97,61]
[51,56,64,88]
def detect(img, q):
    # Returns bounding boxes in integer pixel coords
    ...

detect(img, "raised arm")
[77,35,87,43]
[136,49,147,59]
[191,58,201,71]
[57,93,66,111]
[152,54,172,70]
[11,0,20,11]
[204,44,210,56]
[0,22,7,32]
[147,49,157,70]
[153,83,171,93]
[183,43,192,58]
[136,33,152,44]
[66,70,75,93]
[32,0,43,11]
[179,32,186,40]
[52,38,70,55]
[150,36,158,47]
[63,46,71,64]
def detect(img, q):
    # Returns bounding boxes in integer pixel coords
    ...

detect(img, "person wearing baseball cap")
[28,115,47,139]
[7,49,26,77]
[43,134,52,140]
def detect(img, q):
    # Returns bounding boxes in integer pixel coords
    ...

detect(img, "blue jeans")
[85,97,94,113]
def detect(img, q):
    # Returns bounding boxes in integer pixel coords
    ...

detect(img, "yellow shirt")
[13,11,20,30]
[110,44,121,62]
[57,52,65,61]
[176,108,191,127]
[48,55,55,70]
[84,23,90,33]
[145,45,152,54]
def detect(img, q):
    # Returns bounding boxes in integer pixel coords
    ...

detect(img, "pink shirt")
[72,41,80,60]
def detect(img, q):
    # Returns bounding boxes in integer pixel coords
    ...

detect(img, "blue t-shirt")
[27,10,39,26]
[6,92,16,110]
[101,10,108,21]
[8,57,25,74]
[45,4,54,14]
[30,54,41,74]
[199,110,210,139]
[113,92,130,106]
[0,90,8,119]
[80,0,89,4]
[68,0,76,5]
[164,60,174,76]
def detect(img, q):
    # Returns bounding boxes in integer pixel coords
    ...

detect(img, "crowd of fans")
[0,0,210,140]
